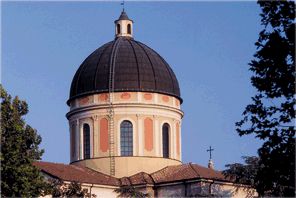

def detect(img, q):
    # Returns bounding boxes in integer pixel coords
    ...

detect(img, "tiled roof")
[128,172,154,185]
[190,163,226,181]
[119,177,132,186]
[34,161,231,187]
[151,163,199,183]
[33,161,120,186]
[151,163,227,184]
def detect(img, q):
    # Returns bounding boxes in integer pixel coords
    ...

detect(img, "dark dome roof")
[68,37,182,106]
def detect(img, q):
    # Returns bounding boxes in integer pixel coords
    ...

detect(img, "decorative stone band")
[66,103,184,120]
[70,92,182,111]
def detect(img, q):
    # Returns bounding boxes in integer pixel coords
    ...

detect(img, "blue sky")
[2,1,265,171]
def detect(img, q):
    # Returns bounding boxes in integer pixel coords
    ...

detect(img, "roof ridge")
[126,177,132,186]
[134,40,157,90]
[191,162,222,173]
[34,161,70,166]
[188,162,201,177]
[94,41,113,91]
[147,173,156,185]
[38,169,60,180]
[150,164,175,175]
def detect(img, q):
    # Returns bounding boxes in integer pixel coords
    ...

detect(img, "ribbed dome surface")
[68,37,182,105]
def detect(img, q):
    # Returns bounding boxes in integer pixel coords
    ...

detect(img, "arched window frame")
[120,120,133,156]
[117,24,121,34]
[127,24,131,34]
[160,121,173,158]
[162,123,170,158]
[79,120,93,160]
[83,123,90,159]
[117,118,136,156]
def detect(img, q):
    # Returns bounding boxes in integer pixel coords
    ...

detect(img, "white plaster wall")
[91,186,119,198]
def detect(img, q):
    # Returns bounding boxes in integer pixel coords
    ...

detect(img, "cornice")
[66,103,184,120]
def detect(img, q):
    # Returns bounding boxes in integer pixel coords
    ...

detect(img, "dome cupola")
[114,9,133,38]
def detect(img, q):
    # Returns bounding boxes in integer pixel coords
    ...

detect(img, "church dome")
[68,37,182,105]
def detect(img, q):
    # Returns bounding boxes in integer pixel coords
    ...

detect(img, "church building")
[35,9,256,197]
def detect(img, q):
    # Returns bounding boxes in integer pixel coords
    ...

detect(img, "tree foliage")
[222,156,260,186]
[235,0,295,196]
[0,85,47,197]
[0,85,97,197]
[222,156,260,197]
[43,179,97,198]
[114,185,151,198]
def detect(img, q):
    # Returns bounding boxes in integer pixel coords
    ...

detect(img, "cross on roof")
[207,146,214,159]
[121,0,125,10]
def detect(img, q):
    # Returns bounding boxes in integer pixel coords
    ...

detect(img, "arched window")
[83,124,90,159]
[163,123,169,158]
[127,24,131,34]
[117,24,121,34]
[120,121,133,156]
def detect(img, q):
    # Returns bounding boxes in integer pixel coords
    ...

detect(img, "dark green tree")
[222,156,260,186]
[44,179,97,198]
[0,85,47,196]
[0,85,96,197]
[114,185,151,198]
[222,156,260,197]
[235,0,295,196]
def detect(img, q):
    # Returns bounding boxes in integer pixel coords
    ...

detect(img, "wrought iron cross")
[207,146,214,159]
[121,0,125,10]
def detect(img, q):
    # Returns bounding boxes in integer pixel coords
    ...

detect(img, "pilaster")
[76,119,81,161]
[172,118,177,159]
[137,114,143,156]
[153,115,159,157]
[179,121,182,161]
[173,96,176,107]
[92,115,99,158]
[69,120,75,162]
[154,93,158,103]
[137,92,142,102]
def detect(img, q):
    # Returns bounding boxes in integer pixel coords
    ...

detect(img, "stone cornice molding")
[66,103,184,119]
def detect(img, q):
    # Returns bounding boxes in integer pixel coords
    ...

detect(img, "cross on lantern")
[207,146,214,159]
[121,0,125,10]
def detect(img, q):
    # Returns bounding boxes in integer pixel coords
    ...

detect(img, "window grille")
[120,121,133,156]
[163,123,169,158]
[84,124,90,159]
